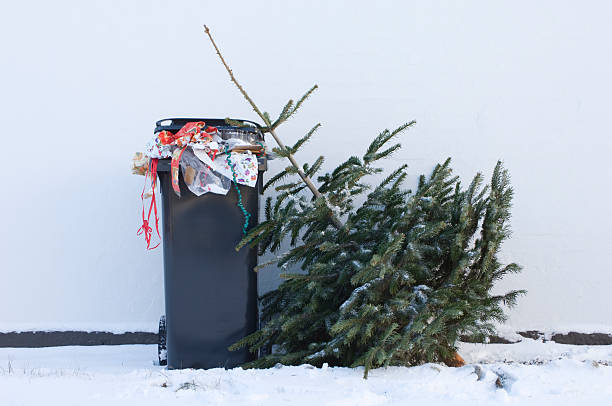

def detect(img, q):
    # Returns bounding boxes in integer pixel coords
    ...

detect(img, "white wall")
[1,0,610,333]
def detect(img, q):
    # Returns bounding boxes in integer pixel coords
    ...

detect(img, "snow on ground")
[0,341,610,406]
[460,339,612,365]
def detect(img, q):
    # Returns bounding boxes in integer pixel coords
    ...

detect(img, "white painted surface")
[0,1,610,332]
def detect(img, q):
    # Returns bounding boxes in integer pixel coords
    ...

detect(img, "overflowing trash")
[133,120,267,249]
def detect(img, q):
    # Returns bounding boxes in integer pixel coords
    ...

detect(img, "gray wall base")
[1,330,611,348]
[0,331,157,348]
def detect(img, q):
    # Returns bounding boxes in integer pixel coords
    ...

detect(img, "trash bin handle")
[155,118,265,140]
[155,118,263,129]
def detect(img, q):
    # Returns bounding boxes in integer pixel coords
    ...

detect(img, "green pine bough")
[204,26,525,378]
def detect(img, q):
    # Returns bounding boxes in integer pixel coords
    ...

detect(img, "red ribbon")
[138,122,219,246]
[170,144,189,197]
[137,158,161,250]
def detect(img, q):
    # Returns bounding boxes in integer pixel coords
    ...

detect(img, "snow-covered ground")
[0,341,610,405]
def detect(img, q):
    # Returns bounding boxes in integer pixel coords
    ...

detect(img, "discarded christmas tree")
[204,26,524,378]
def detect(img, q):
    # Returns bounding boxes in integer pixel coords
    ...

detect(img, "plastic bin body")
[155,118,261,370]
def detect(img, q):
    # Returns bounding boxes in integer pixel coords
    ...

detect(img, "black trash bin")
[154,118,264,370]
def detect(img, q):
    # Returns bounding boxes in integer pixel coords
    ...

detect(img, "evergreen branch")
[203,25,270,126]
[306,156,325,178]
[271,147,294,159]
[228,329,264,352]
[370,143,402,162]
[290,85,318,118]
[378,165,409,189]
[236,223,269,251]
[275,182,302,192]
[204,25,344,229]
[292,123,321,154]
[364,121,415,163]
[263,169,290,192]
[501,289,527,307]
[271,100,294,129]
[253,257,281,272]
[270,86,317,129]
[263,112,272,125]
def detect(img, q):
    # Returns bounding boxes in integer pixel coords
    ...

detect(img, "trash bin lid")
[155,118,263,140]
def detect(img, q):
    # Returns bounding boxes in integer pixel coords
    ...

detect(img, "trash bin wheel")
[158,315,167,366]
